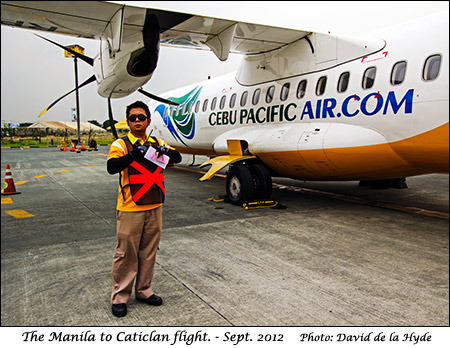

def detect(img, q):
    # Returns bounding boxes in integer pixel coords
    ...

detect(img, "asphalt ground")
[1,146,448,329]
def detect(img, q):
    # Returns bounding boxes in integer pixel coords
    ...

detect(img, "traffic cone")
[62,143,68,152]
[1,164,21,195]
[70,142,76,152]
[81,140,86,151]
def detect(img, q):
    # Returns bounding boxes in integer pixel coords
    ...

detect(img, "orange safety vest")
[120,136,165,205]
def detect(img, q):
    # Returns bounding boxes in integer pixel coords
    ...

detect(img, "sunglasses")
[127,114,148,122]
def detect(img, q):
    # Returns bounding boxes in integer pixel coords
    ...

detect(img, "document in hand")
[144,147,169,169]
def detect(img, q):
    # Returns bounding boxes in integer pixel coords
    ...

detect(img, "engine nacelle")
[94,11,160,98]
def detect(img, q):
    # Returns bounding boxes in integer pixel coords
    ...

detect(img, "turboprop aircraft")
[1,2,448,205]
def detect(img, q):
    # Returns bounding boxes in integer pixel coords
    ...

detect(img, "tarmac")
[1,146,448,327]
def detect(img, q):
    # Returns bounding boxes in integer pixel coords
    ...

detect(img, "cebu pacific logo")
[155,86,202,146]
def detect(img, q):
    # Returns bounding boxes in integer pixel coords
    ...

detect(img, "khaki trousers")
[111,206,162,304]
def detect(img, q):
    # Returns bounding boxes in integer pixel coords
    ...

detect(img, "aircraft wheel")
[249,163,272,199]
[226,165,254,205]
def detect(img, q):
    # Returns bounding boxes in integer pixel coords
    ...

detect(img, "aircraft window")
[280,83,290,101]
[362,67,376,89]
[230,93,237,108]
[202,99,208,112]
[211,97,217,111]
[195,100,200,113]
[266,85,275,103]
[391,61,407,85]
[188,101,193,114]
[296,80,307,99]
[337,72,350,93]
[423,54,441,81]
[252,88,261,105]
[316,76,327,96]
[220,95,226,109]
[240,91,248,106]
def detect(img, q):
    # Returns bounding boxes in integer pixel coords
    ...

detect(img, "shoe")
[112,303,127,317]
[137,294,163,306]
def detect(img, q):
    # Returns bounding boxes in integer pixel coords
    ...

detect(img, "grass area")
[1,132,125,148]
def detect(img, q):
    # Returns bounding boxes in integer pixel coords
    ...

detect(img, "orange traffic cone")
[62,143,68,152]
[2,164,21,195]
[81,140,86,151]
[70,142,76,152]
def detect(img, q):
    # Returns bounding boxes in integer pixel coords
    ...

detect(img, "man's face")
[127,107,150,133]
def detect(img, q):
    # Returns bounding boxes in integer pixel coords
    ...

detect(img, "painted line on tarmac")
[1,166,99,218]
[1,197,13,204]
[32,174,48,178]
[171,166,449,220]
[4,209,35,218]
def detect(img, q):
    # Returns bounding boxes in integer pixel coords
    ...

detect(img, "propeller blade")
[38,75,96,118]
[108,98,119,140]
[34,33,94,66]
[137,88,179,105]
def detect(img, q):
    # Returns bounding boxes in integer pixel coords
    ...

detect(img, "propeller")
[138,88,179,106]
[34,34,94,66]
[38,74,96,118]
[34,34,179,137]
[107,97,119,140]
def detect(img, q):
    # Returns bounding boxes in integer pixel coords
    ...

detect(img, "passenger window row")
[190,54,442,114]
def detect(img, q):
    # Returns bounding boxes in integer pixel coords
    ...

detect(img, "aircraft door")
[297,123,339,175]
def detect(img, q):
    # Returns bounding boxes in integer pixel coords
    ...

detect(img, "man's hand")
[130,144,149,159]
[155,145,169,158]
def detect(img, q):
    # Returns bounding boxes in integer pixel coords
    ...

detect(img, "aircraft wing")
[156,9,311,61]
[1,1,310,60]
[0,1,127,39]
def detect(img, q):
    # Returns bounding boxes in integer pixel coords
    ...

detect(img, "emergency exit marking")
[5,209,35,218]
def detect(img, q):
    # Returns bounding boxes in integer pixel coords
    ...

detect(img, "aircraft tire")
[226,164,254,205]
[249,163,272,199]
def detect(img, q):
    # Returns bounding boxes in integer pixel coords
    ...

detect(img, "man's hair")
[126,101,151,118]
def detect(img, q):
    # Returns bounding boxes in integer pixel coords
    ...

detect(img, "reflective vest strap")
[129,161,165,202]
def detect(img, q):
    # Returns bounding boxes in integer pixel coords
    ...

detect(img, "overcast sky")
[1,1,448,125]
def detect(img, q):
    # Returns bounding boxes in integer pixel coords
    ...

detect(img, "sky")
[1,1,448,125]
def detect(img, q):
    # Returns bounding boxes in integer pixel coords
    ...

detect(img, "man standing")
[107,101,181,317]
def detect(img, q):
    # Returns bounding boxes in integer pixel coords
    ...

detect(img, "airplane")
[1,1,448,205]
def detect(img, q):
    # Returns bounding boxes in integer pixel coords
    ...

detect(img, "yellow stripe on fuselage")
[174,123,448,181]
[258,123,449,180]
